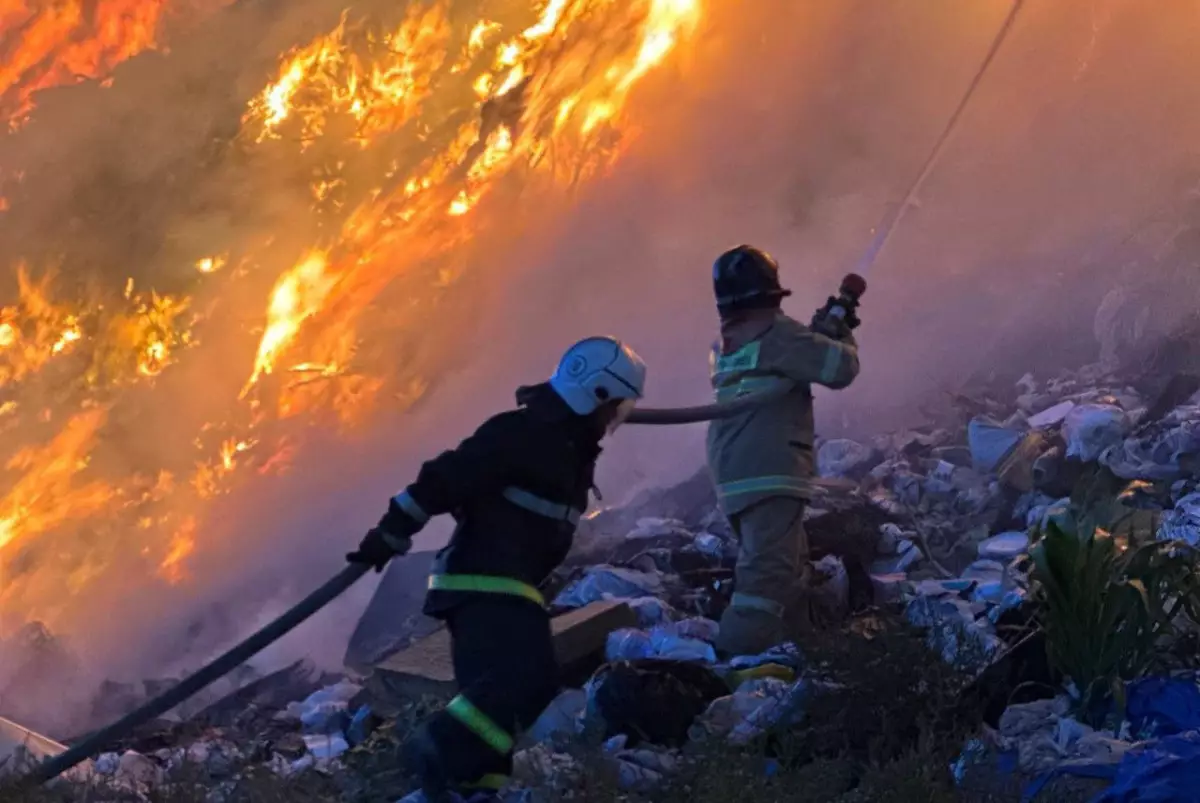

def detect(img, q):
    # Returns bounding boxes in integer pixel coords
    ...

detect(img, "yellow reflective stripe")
[717,475,810,499]
[427,574,545,607]
[712,341,761,382]
[463,773,508,791]
[730,591,785,617]
[714,376,780,402]
[819,341,855,385]
[446,695,514,755]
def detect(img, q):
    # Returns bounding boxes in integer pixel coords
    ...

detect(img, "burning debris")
[0,0,703,633]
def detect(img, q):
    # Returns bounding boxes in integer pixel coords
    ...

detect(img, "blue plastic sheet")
[1127,678,1200,738]
[1024,730,1200,802]
[1022,678,1200,801]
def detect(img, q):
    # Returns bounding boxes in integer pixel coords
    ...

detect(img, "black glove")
[346,499,419,571]
[811,309,856,341]
[816,296,862,329]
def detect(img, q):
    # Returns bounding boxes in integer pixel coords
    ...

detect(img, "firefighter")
[346,335,647,803]
[706,245,862,657]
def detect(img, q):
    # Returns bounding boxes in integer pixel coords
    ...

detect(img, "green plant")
[1030,516,1200,726]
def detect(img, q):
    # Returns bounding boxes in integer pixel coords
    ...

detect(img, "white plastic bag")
[1063,404,1130,462]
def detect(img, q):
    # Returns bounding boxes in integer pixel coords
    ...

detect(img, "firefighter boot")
[401,723,453,802]
[716,603,786,657]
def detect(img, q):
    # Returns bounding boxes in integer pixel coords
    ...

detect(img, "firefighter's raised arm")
[775,320,860,390]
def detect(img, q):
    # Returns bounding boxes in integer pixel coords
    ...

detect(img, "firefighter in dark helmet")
[346,336,647,803]
[707,245,862,656]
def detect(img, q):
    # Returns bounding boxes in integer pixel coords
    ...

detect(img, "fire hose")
[20,1,1025,785]
[19,564,372,787]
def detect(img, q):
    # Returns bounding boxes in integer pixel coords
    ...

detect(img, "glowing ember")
[195,255,226,274]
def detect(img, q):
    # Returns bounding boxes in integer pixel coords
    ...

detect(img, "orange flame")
[0,0,703,629]
[0,0,226,128]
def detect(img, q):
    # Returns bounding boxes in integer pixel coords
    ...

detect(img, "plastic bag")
[1024,730,1200,803]
[729,642,804,672]
[553,566,665,608]
[626,596,678,628]
[527,689,587,744]
[671,617,720,643]
[688,677,791,741]
[1126,677,1200,738]
[1157,493,1200,548]
[817,438,877,478]
[968,417,1025,473]
[607,625,717,663]
[648,627,717,663]
[1027,401,1076,429]
[606,629,653,662]
[1063,404,1130,462]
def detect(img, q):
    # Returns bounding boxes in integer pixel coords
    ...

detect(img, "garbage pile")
[6,358,1200,801]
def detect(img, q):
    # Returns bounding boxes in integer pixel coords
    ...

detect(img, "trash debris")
[605,624,717,663]
[688,677,791,741]
[1157,492,1200,547]
[1063,404,1131,462]
[729,642,804,672]
[586,659,731,746]
[626,517,691,540]
[1125,677,1200,738]
[289,679,361,733]
[977,531,1030,562]
[554,566,666,608]
[623,596,678,628]
[527,689,587,745]
[1027,400,1076,429]
[968,418,1025,473]
[818,438,878,478]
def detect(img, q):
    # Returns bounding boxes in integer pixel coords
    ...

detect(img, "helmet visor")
[607,398,638,434]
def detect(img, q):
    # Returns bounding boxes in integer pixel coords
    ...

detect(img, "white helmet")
[549,336,647,423]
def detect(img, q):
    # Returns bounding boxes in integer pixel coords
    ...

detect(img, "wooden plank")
[369,600,635,698]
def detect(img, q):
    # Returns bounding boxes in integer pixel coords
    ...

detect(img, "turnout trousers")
[716,497,809,656]
[404,596,559,797]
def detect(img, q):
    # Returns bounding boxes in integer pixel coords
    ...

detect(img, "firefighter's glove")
[347,500,418,571]
[347,526,412,571]
[811,310,855,341]
[812,297,860,337]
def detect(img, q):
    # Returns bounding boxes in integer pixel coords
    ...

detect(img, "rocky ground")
[5,350,1200,802]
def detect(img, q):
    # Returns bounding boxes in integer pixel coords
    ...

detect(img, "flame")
[245,2,452,146]
[0,0,702,629]
[240,0,702,408]
[0,0,231,128]
[0,408,112,554]
[159,515,195,585]
[244,249,336,391]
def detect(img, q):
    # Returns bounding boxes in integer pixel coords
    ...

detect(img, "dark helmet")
[712,245,791,313]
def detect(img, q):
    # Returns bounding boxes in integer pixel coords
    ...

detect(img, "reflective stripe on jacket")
[707,312,859,516]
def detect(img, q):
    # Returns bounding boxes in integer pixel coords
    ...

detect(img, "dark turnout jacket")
[391,384,603,617]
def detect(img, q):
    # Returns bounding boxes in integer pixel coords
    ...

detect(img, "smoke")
[4,0,1200,736]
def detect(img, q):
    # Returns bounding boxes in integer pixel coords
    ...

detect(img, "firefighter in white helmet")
[347,336,646,803]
